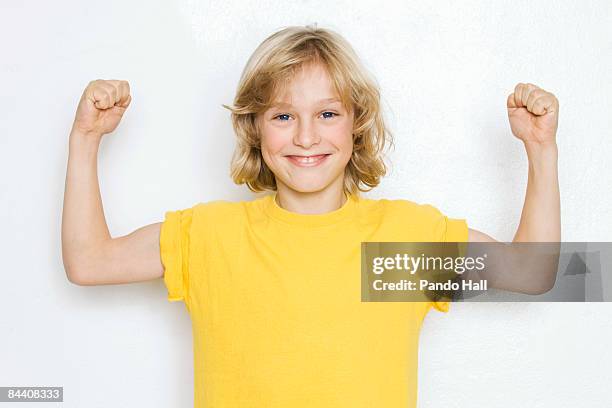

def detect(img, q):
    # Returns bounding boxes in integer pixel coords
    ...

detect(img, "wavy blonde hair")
[223,24,394,197]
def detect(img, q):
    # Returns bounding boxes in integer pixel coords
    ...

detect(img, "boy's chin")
[283,180,336,194]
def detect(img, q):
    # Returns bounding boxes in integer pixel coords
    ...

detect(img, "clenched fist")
[507,83,559,146]
[71,79,132,140]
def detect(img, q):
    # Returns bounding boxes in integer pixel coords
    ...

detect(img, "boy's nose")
[293,121,321,148]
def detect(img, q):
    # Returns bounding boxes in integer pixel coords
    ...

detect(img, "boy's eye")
[321,111,337,119]
[274,114,292,122]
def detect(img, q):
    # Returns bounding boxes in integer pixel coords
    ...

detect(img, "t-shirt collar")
[263,191,358,228]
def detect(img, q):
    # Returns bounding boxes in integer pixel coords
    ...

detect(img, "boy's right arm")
[62,79,165,285]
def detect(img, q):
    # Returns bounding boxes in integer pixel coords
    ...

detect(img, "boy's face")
[257,62,354,195]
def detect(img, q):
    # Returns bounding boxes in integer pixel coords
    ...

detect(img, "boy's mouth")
[284,154,331,166]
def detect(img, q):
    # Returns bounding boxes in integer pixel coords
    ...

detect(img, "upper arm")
[468,227,498,243]
[72,222,164,286]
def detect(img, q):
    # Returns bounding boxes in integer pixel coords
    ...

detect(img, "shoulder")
[192,195,269,225]
[194,198,241,216]
[356,195,466,241]
[357,195,447,221]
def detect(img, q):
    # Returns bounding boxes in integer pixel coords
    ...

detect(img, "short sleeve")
[160,207,194,304]
[443,217,469,242]
[431,216,469,313]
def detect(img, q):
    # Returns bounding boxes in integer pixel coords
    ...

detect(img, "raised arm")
[466,83,560,294]
[62,79,164,286]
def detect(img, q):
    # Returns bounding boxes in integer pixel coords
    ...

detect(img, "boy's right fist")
[72,79,132,139]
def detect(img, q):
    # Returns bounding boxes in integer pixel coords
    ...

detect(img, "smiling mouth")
[285,154,331,166]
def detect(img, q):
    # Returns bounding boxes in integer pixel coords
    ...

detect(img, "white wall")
[1,1,611,407]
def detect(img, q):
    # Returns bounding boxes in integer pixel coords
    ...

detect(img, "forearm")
[513,142,560,242]
[61,130,111,277]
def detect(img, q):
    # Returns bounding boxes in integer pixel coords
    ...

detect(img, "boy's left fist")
[507,83,559,145]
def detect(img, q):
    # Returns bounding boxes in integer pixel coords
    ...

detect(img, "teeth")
[292,155,325,164]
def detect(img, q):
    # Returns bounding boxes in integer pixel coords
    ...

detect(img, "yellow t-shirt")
[160,192,468,408]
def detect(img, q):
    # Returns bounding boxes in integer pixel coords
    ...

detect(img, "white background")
[1,1,611,407]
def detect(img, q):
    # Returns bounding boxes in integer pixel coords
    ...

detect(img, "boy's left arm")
[465,83,560,293]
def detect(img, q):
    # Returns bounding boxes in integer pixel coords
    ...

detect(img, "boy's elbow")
[63,253,98,286]
[528,279,556,296]
[62,241,108,286]
[63,262,90,286]
[512,276,556,295]
[62,244,84,285]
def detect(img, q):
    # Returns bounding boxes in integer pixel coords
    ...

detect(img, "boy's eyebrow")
[270,97,341,108]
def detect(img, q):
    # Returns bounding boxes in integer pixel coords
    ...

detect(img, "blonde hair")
[223,24,394,197]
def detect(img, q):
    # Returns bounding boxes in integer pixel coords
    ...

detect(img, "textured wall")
[1,0,611,407]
